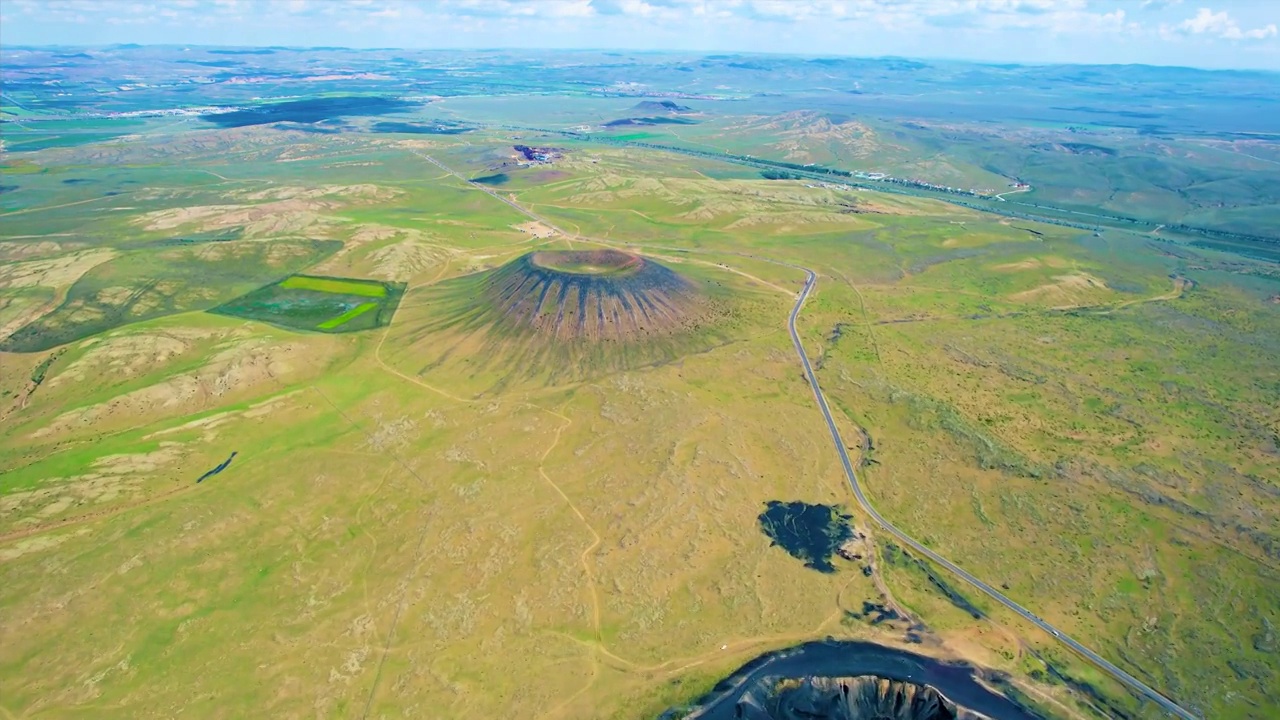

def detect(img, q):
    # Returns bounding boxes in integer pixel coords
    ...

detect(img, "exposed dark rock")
[1254,617,1278,653]
[666,639,1040,720]
[759,500,855,573]
[736,675,962,719]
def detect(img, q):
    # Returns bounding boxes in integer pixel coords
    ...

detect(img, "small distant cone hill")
[391,249,738,389]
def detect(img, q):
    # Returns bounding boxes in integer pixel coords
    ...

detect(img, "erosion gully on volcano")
[485,249,710,343]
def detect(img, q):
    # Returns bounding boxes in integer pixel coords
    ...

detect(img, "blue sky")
[4,0,1278,69]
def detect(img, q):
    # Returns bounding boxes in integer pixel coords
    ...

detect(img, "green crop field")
[280,275,388,298]
[212,274,405,334]
[317,301,379,329]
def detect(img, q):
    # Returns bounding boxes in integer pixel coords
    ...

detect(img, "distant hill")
[629,100,692,114]
[603,116,697,127]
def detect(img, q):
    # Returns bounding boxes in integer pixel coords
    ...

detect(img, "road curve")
[786,268,1199,720]
[410,148,1198,719]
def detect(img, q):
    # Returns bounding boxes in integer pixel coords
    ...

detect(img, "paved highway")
[785,268,1199,720]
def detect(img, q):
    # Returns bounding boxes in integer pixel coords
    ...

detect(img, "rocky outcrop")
[735,675,973,720]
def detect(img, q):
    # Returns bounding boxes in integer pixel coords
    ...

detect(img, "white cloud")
[976,0,1082,12]
[543,0,595,18]
[746,0,817,21]
[2,0,1275,68]
[1178,7,1277,40]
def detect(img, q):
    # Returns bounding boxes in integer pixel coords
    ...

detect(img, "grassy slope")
[496,142,1280,718]
[1,124,1276,720]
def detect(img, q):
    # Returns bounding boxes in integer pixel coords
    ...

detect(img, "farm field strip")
[279,275,388,297]
[317,302,378,329]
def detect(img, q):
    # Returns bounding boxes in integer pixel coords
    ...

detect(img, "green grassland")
[428,136,1280,717]
[0,240,344,352]
[790,231,1280,717]
[566,109,1280,242]
[1,111,1277,720]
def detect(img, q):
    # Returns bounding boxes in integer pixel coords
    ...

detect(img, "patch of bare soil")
[137,201,333,236]
[991,257,1069,272]
[143,389,302,445]
[724,210,867,229]
[1009,272,1109,305]
[0,442,189,531]
[384,138,443,151]
[0,249,119,343]
[0,248,117,290]
[365,240,451,280]
[719,110,901,163]
[135,185,401,238]
[513,221,558,238]
[0,293,60,346]
[0,241,75,261]
[43,125,361,166]
[312,223,453,280]
[0,527,91,561]
[238,184,396,203]
[0,387,299,542]
[34,335,317,438]
[0,388,306,552]
[51,327,228,387]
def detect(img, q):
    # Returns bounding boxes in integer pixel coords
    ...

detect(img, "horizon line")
[3,43,1278,74]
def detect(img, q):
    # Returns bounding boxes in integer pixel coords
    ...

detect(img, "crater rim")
[528,249,645,276]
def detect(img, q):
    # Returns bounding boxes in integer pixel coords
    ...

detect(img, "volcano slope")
[386,248,743,392]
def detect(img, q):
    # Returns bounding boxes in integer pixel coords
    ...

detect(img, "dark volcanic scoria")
[737,676,965,720]
[481,249,709,342]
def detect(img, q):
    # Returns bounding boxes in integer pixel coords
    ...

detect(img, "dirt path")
[645,251,795,296]
[531,404,609,720]
[0,195,116,217]
[530,404,601,639]
[369,258,481,405]
[993,186,1032,202]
